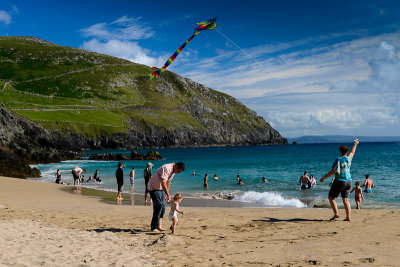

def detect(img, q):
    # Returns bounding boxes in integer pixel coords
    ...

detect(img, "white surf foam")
[234,191,307,208]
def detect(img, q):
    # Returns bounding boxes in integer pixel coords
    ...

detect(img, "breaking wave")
[190,190,307,208]
[234,191,307,208]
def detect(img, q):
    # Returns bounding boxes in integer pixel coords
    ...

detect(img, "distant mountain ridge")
[0,36,286,163]
[288,135,400,144]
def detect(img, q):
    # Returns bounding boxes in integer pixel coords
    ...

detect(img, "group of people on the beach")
[63,167,102,185]
[57,138,376,234]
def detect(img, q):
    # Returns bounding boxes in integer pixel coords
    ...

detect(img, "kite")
[148,17,217,79]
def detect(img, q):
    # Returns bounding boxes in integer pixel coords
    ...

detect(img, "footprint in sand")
[360,257,375,263]
[308,259,320,265]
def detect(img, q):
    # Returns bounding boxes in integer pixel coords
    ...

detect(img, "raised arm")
[348,139,359,159]
[320,169,336,183]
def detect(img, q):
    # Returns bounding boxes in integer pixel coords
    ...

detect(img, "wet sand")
[1,176,399,266]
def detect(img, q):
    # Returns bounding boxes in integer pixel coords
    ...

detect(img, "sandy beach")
[1,176,399,266]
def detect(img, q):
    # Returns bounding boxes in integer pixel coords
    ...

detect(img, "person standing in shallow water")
[203,174,208,189]
[71,167,85,185]
[116,162,124,201]
[362,174,375,193]
[55,169,62,184]
[299,171,311,189]
[320,139,359,221]
[129,167,135,189]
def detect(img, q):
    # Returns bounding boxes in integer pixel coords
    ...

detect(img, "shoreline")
[62,185,294,208]
[37,177,400,210]
[2,176,400,266]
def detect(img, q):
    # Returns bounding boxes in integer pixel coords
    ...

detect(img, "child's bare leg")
[356,200,360,209]
[170,217,178,234]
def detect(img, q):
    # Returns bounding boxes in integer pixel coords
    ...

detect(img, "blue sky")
[1,0,400,137]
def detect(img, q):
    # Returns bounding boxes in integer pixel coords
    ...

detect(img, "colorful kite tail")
[149,32,200,79]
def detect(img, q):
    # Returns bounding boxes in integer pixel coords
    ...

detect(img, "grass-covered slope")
[0,36,286,147]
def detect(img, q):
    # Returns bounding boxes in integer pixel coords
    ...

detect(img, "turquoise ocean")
[32,142,400,209]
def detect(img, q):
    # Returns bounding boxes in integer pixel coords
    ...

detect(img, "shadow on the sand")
[88,228,145,235]
[253,217,325,223]
[88,228,166,235]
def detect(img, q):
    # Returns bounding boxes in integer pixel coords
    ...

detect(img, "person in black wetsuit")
[116,162,124,201]
[93,170,101,182]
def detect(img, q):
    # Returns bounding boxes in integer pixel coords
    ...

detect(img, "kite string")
[215,28,258,65]
[215,28,358,140]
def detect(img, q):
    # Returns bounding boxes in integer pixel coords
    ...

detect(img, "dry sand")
[1,176,399,266]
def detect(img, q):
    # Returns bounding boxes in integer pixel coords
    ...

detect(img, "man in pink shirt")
[147,162,185,232]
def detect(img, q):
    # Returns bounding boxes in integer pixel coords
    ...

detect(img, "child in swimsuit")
[350,181,365,209]
[129,167,135,187]
[168,193,184,234]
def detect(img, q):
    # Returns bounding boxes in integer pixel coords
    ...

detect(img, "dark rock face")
[88,150,162,161]
[88,153,130,161]
[130,150,162,160]
[87,125,286,150]
[0,149,41,178]
[0,107,83,163]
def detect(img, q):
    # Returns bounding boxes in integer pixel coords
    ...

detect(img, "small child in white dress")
[168,193,184,234]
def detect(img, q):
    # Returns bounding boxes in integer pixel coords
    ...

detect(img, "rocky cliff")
[0,106,84,163]
[0,36,287,165]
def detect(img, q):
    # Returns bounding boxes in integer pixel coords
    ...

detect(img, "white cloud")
[0,10,11,25]
[80,16,154,40]
[80,39,164,66]
[80,16,163,66]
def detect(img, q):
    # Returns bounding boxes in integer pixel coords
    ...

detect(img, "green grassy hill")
[0,36,286,148]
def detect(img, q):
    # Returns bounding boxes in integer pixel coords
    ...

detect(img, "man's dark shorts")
[71,170,79,180]
[329,180,352,198]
